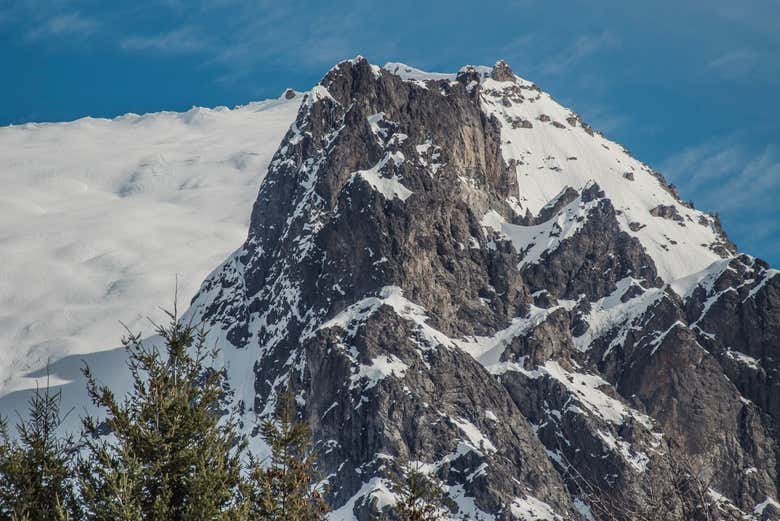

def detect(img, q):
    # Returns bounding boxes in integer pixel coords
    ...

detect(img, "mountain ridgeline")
[185,58,780,520]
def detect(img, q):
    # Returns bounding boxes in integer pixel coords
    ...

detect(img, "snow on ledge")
[350,354,409,391]
[327,477,396,521]
[451,416,497,453]
[349,151,412,201]
[383,62,456,81]
[511,495,564,521]
[753,496,780,516]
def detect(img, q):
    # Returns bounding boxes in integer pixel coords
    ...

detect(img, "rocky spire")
[491,59,516,82]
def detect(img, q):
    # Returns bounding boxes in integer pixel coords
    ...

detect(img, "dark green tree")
[390,462,442,521]
[77,307,248,521]
[0,381,79,521]
[246,390,329,521]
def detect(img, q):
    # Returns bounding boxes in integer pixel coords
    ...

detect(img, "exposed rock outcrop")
[186,58,778,520]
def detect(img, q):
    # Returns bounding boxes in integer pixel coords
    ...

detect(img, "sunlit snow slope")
[0,94,300,393]
[388,62,730,284]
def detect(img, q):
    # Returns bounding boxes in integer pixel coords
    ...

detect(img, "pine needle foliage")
[0,381,78,521]
[77,307,248,521]
[246,391,329,521]
[390,463,442,521]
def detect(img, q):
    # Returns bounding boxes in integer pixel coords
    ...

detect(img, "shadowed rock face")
[187,58,780,520]
[521,184,663,301]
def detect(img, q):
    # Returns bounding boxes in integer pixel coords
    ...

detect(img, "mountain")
[0,94,300,393]
[2,58,778,520]
[178,58,780,519]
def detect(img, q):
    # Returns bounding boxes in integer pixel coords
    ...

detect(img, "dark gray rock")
[188,58,779,520]
[533,186,579,224]
[491,60,516,83]
[649,204,684,222]
[522,188,662,301]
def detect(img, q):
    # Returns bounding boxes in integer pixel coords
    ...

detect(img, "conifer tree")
[77,306,248,521]
[390,462,442,521]
[0,381,79,521]
[246,390,329,521]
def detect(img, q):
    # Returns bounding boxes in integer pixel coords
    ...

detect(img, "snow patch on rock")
[349,151,412,201]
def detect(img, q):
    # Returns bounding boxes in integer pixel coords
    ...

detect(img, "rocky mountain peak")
[185,59,779,520]
[491,59,516,82]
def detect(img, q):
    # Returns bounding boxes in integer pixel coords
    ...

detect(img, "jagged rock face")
[187,58,779,520]
[683,256,780,499]
[521,184,663,301]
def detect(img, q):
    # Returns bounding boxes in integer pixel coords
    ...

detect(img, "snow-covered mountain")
[1,58,778,520]
[0,94,300,393]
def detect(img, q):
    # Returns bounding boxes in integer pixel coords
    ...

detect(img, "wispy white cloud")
[538,31,620,77]
[10,0,363,76]
[661,138,780,260]
[121,27,209,54]
[662,140,743,193]
[708,49,760,78]
[711,3,780,46]
[706,48,780,84]
[500,31,621,89]
[25,12,98,42]
[202,5,397,85]
[716,145,780,211]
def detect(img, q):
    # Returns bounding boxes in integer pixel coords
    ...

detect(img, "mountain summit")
[1,57,776,520]
[183,58,779,520]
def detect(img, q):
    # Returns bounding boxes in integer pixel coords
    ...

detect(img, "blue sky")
[1,0,778,265]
